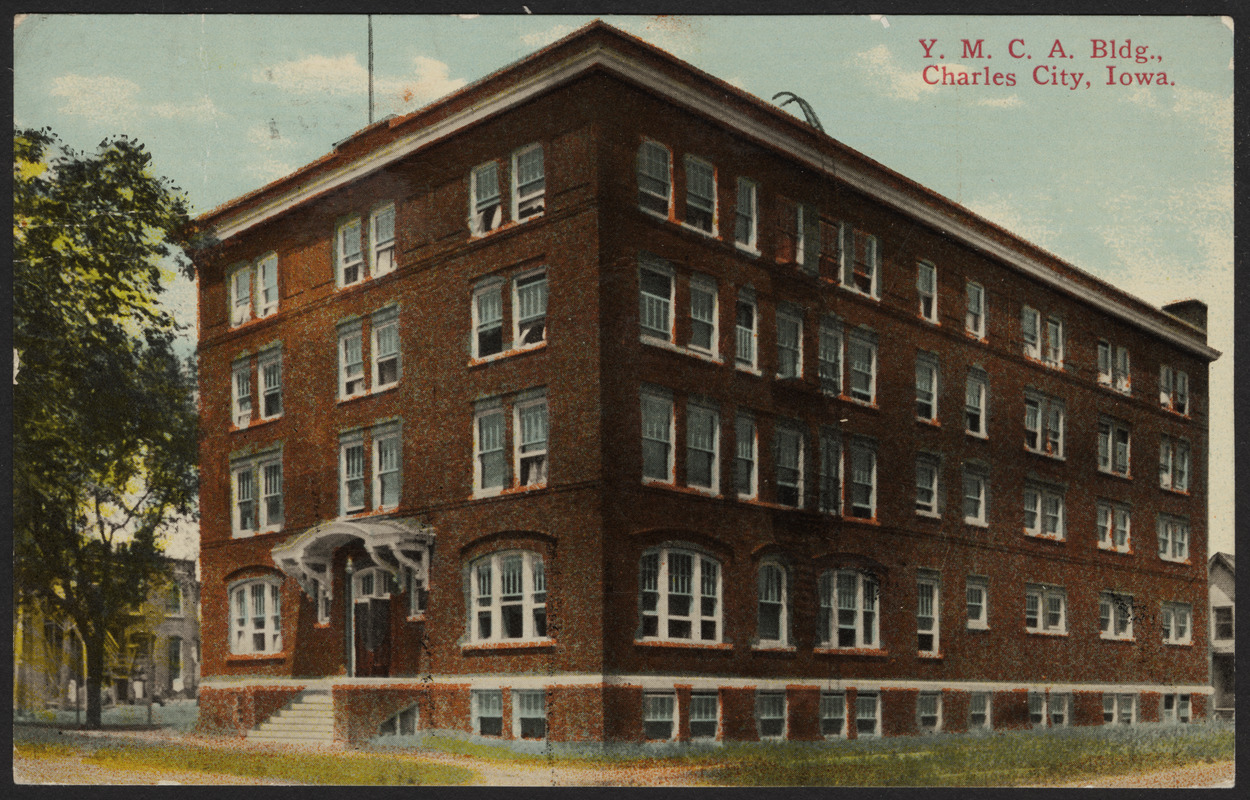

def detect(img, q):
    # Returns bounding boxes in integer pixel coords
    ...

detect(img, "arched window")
[639,546,722,643]
[230,578,282,655]
[757,562,789,646]
[819,569,878,649]
[469,551,547,642]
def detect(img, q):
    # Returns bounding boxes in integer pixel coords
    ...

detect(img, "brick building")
[192,22,1218,744]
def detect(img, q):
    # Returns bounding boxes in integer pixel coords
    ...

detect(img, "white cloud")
[976,94,1022,108]
[378,56,467,112]
[247,157,296,182]
[246,121,293,150]
[856,44,947,102]
[255,54,368,96]
[1171,86,1233,160]
[521,24,575,48]
[962,193,1059,250]
[50,73,140,124]
[151,96,225,121]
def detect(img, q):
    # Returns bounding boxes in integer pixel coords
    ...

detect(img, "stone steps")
[246,690,337,745]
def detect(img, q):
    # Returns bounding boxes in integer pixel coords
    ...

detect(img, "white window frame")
[642,692,676,740]
[338,322,366,399]
[756,561,789,647]
[513,269,548,349]
[1044,316,1064,368]
[1159,365,1190,415]
[1161,601,1192,645]
[818,427,842,515]
[373,425,401,511]
[637,140,672,218]
[1024,484,1065,540]
[818,316,843,395]
[258,349,282,420]
[370,203,396,277]
[336,216,365,287]
[407,565,428,619]
[371,309,400,391]
[966,576,989,630]
[855,692,880,738]
[1159,435,1191,493]
[1103,693,1137,725]
[229,263,253,327]
[1099,591,1134,640]
[1097,501,1131,553]
[965,370,987,437]
[840,224,880,298]
[511,143,545,223]
[734,291,758,371]
[848,439,877,520]
[469,550,548,643]
[774,424,804,508]
[258,457,283,533]
[690,692,720,740]
[755,691,787,740]
[474,402,507,496]
[735,413,758,500]
[848,329,877,405]
[1024,392,1064,458]
[1213,606,1233,641]
[472,280,504,359]
[638,547,722,644]
[640,389,674,484]
[965,282,986,338]
[915,352,939,422]
[734,177,758,251]
[917,692,942,733]
[1021,306,1041,360]
[513,689,547,740]
[915,455,940,516]
[638,255,675,342]
[229,578,283,655]
[917,261,937,322]
[684,155,716,235]
[471,689,504,737]
[339,434,366,515]
[231,450,282,537]
[1157,516,1190,562]
[1025,584,1067,634]
[231,462,256,537]
[917,571,940,656]
[514,394,549,489]
[1048,693,1071,726]
[688,274,718,356]
[1098,417,1132,477]
[963,466,987,526]
[254,253,279,318]
[232,358,252,428]
[969,692,991,730]
[1161,693,1192,724]
[776,306,803,380]
[820,692,847,738]
[685,401,719,494]
[469,161,502,236]
[820,569,879,649]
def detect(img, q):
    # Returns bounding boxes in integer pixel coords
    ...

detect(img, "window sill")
[966,431,988,439]
[226,653,286,663]
[679,221,719,239]
[814,647,888,658]
[1098,544,1133,555]
[473,483,548,501]
[844,515,879,525]
[635,640,732,651]
[638,206,673,224]
[842,287,879,302]
[751,644,796,654]
[468,216,535,242]
[918,315,939,326]
[776,373,804,382]
[1026,630,1068,637]
[470,340,547,367]
[1098,469,1133,481]
[462,639,555,652]
[916,510,941,520]
[1024,532,1066,543]
[337,391,371,406]
[965,330,987,343]
[232,527,283,539]
[734,363,763,377]
[1025,448,1065,461]
[917,652,943,660]
[1163,640,1193,647]
[232,416,281,433]
[847,397,879,410]
[1099,636,1136,644]
[734,243,760,258]
[640,334,723,365]
[965,519,988,528]
[406,614,426,623]
[1158,557,1192,565]
[917,418,940,428]
[966,624,990,632]
[1160,486,1192,497]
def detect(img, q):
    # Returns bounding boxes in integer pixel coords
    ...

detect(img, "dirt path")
[13,753,301,786]
[1033,760,1235,789]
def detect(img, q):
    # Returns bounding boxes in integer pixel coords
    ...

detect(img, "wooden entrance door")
[353,568,393,677]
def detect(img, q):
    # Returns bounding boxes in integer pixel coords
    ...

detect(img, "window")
[848,329,877,404]
[774,425,804,507]
[1024,485,1065,539]
[1098,340,1131,393]
[1214,606,1233,640]
[643,693,676,740]
[755,692,786,739]
[167,583,184,616]
[230,579,282,655]
[818,316,843,395]
[1048,694,1071,726]
[735,291,757,370]
[917,262,937,322]
[917,692,942,733]
[637,141,671,217]
[373,426,401,510]
[848,439,876,520]
[685,402,719,493]
[511,144,545,222]
[259,349,282,420]
[641,389,674,484]
[1159,436,1191,492]
[1044,317,1064,367]
[1097,502,1131,552]
[1022,308,1062,366]
[915,352,939,422]
[168,636,183,678]
[965,370,987,436]
[690,693,719,739]
[370,204,396,276]
[776,306,803,379]
[1161,602,1192,644]
[776,199,813,268]
[515,397,549,488]
[966,282,986,337]
[840,224,880,297]
[1159,365,1190,415]
[818,428,841,515]
[639,547,721,643]
[1103,693,1136,724]
[757,562,788,645]
[639,255,674,341]
[917,571,940,655]
[1161,694,1192,724]
[337,217,365,286]
[470,551,547,642]
[371,309,400,390]
[969,692,991,729]
[687,275,717,354]
[963,466,987,526]
[470,162,502,235]
[314,577,331,624]
[1157,516,1190,562]
[472,690,504,736]
[684,156,716,233]
[514,270,548,348]
[915,455,939,516]
[340,434,365,514]
[379,705,418,737]
[475,405,506,494]
[1024,393,1064,457]
[473,281,503,359]
[855,693,879,737]
[1098,417,1132,476]
[474,392,547,494]
[1099,592,1134,640]
[255,253,279,317]
[735,178,757,249]
[735,414,757,499]
[1025,584,1066,634]
[966,576,989,630]
[338,322,365,399]
[407,567,428,618]
[820,692,846,738]
[232,451,282,535]
[819,569,878,649]
[232,358,252,428]
[1028,693,1045,726]
[229,264,252,327]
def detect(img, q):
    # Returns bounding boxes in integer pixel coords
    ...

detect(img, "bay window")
[639,546,722,643]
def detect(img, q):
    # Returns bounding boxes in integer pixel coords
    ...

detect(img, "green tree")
[13,128,198,728]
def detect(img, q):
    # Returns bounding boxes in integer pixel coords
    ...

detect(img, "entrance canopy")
[271,518,434,601]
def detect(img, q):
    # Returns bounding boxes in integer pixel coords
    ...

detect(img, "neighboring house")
[191,21,1217,745]
[13,557,201,713]
[1209,552,1234,719]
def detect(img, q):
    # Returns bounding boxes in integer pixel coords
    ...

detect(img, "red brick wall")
[194,685,303,737]
[333,685,430,743]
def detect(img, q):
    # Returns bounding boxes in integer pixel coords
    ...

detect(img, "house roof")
[1209,551,1235,574]
[192,20,1217,361]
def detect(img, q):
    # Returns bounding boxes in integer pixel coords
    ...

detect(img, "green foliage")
[13,127,198,728]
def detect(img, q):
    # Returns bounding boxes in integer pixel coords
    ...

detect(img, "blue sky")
[14,14,1234,555]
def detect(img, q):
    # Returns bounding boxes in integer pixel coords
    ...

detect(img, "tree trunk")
[85,630,106,729]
